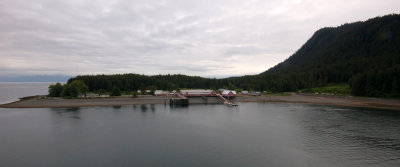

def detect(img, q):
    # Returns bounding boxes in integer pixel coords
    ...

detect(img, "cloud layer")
[1,0,399,77]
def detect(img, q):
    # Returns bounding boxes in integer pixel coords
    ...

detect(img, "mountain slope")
[259,14,400,97]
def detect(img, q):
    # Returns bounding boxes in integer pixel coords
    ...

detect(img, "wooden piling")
[170,98,189,106]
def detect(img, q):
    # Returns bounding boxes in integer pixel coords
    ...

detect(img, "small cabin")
[78,93,102,98]
[154,90,169,96]
[222,90,237,97]
[251,91,261,96]
[137,90,151,95]
[241,91,249,95]
[99,94,110,98]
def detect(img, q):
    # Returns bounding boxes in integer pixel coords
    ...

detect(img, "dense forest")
[68,74,234,92]
[56,14,399,98]
[259,14,400,97]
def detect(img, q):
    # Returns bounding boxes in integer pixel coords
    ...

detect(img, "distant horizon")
[0,73,243,82]
[0,75,71,82]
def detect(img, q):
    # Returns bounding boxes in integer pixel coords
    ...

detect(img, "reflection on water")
[169,104,189,111]
[140,104,147,112]
[135,104,158,112]
[112,105,121,109]
[50,107,81,119]
[0,103,399,166]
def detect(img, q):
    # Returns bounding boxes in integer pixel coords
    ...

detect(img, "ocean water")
[0,83,400,166]
[0,82,52,104]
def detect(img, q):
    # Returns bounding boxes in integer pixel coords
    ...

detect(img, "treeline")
[58,14,400,98]
[48,80,88,97]
[65,72,333,95]
[67,74,236,92]
[350,65,400,97]
[48,80,124,97]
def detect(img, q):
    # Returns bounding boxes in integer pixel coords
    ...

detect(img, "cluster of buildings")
[78,89,262,98]
[78,93,110,98]
[154,89,261,97]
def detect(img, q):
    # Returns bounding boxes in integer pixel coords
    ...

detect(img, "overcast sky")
[0,0,399,78]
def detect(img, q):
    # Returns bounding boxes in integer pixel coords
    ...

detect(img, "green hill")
[256,14,400,97]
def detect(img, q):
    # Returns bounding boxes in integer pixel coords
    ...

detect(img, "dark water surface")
[0,103,399,166]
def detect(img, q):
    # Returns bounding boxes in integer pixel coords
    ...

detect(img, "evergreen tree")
[110,87,121,96]
[62,80,88,97]
[392,77,399,94]
[48,83,64,97]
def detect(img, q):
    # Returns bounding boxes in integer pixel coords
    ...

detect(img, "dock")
[169,98,189,106]
[169,92,238,107]
[169,93,189,106]
[216,94,239,106]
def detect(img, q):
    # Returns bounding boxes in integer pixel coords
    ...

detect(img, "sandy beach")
[1,93,399,111]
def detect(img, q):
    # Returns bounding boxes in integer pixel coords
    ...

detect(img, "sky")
[0,0,399,78]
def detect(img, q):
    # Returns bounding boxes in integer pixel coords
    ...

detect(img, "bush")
[132,91,138,98]
[110,87,121,96]
[62,80,88,97]
[48,83,64,97]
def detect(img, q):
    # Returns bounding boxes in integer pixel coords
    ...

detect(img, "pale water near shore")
[0,83,400,166]
[0,82,52,104]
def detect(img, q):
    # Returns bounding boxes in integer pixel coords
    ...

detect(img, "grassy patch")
[300,83,350,96]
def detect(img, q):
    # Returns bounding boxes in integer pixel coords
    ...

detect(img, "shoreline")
[1,94,399,111]
[238,93,400,111]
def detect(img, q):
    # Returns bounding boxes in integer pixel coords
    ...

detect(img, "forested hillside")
[65,14,400,98]
[260,14,400,97]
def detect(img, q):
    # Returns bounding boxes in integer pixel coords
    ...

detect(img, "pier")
[169,92,238,107]
[216,94,239,106]
[169,92,189,106]
[169,98,189,106]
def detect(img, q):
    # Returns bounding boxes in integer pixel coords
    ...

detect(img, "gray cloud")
[0,0,399,77]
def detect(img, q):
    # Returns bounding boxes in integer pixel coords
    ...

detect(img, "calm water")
[0,82,52,104]
[0,83,400,166]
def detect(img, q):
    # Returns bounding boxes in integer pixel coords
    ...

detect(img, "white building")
[180,89,216,96]
[99,94,110,98]
[222,90,237,97]
[251,91,261,96]
[154,90,169,96]
[78,93,102,98]
[241,91,249,95]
